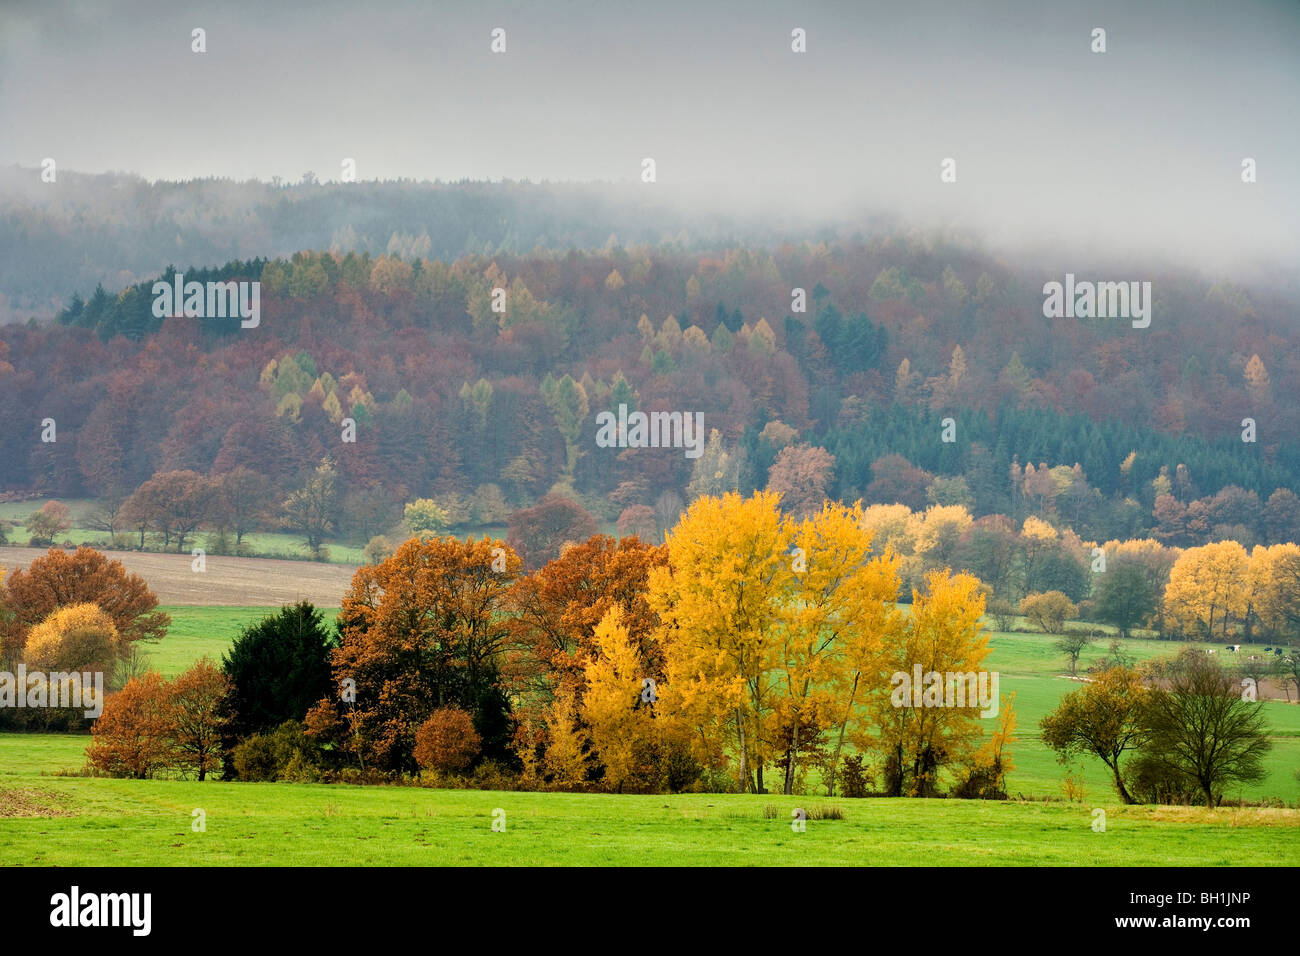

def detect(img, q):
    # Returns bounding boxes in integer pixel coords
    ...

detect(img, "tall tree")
[282,457,339,558]
[1142,649,1271,807]
[1040,666,1151,804]
[305,537,521,772]
[649,491,792,793]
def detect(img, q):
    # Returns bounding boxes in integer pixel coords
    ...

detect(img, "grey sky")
[2,0,1297,275]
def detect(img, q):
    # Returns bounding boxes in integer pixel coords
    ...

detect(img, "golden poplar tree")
[648,491,792,792]
[869,570,991,796]
[582,606,658,792]
[1164,541,1249,639]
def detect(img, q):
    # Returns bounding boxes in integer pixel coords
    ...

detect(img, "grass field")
[1,602,1297,866]
[1,759,1296,866]
[141,606,342,676]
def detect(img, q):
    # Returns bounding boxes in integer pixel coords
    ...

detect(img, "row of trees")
[74,494,1014,796]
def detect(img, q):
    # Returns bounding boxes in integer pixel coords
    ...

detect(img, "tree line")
[3,495,1288,802]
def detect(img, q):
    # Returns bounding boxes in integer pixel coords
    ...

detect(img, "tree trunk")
[1110,762,1133,804]
[827,672,860,796]
[783,720,800,795]
[734,708,749,793]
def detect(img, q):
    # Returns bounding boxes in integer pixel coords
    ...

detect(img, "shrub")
[468,759,518,791]
[413,707,481,773]
[1124,751,1202,806]
[363,535,393,565]
[987,597,1018,632]
[23,603,120,677]
[952,761,1009,800]
[658,739,704,793]
[231,720,321,782]
[1020,590,1077,634]
[838,755,870,798]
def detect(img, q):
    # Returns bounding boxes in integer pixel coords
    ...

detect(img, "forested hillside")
[1,216,1297,557]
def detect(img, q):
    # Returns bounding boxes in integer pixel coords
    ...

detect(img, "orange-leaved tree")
[1,547,169,666]
[86,671,176,779]
[306,536,520,773]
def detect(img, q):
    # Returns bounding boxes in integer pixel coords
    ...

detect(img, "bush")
[468,759,518,791]
[231,720,321,782]
[1020,590,1077,634]
[413,707,481,773]
[658,739,704,793]
[987,597,1018,632]
[363,535,393,565]
[838,755,870,797]
[952,761,1008,800]
[1124,752,1202,806]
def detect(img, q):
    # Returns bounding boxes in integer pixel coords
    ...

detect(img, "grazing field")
[0,755,1296,866]
[0,500,520,567]
[0,500,369,565]
[141,606,342,676]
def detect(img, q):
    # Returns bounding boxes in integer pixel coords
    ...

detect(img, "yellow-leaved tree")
[24,603,121,676]
[582,606,659,792]
[1164,540,1249,639]
[1248,543,1300,640]
[542,685,591,789]
[868,570,994,796]
[782,501,905,795]
[648,491,792,793]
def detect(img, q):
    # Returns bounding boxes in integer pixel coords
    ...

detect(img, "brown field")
[0,546,357,607]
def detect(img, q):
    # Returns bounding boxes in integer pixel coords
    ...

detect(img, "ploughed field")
[0,546,356,607]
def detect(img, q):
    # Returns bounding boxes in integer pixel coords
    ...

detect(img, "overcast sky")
[2,0,1297,275]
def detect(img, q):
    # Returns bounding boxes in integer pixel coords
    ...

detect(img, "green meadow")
[1,762,1296,866]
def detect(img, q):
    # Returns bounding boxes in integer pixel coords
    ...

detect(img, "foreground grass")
[1,770,1296,866]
